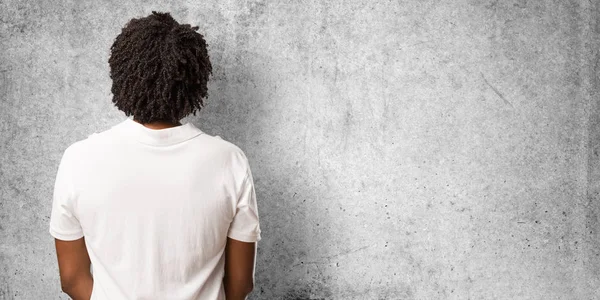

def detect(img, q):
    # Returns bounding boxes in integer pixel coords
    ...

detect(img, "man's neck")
[133,118,182,130]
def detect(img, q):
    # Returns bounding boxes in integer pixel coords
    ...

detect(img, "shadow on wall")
[247,78,335,299]
[248,100,335,299]
[193,37,334,299]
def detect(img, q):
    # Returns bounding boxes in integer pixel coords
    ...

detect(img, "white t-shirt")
[49,117,262,300]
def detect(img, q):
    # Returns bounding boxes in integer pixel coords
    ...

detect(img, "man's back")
[49,117,262,299]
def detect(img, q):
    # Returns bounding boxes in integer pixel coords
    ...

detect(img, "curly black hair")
[108,11,212,124]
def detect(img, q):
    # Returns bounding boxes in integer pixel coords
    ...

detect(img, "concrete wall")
[1,0,598,299]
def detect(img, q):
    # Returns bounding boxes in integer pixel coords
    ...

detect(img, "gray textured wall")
[1,0,599,299]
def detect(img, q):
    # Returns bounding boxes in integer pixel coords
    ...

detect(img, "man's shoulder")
[206,134,245,154]
[60,122,123,159]
[61,136,95,162]
[198,134,249,165]
[63,130,108,153]
[63,125,249,164]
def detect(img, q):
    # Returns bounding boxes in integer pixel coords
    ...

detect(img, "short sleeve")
[49,146,84,241]
[227,161,262,243]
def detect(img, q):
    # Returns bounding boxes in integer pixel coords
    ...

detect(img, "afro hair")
[108,11,212,124]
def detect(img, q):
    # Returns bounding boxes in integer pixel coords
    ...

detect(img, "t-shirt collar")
[120,117,204,146]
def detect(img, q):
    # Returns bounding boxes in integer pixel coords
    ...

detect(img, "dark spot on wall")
[282,281,333,300]
[0,275,14,300]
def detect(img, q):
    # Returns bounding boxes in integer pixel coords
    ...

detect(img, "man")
[49,11,261,300]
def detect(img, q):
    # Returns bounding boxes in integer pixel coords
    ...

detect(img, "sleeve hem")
[227,229,261,243]
[49,227,84,241]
